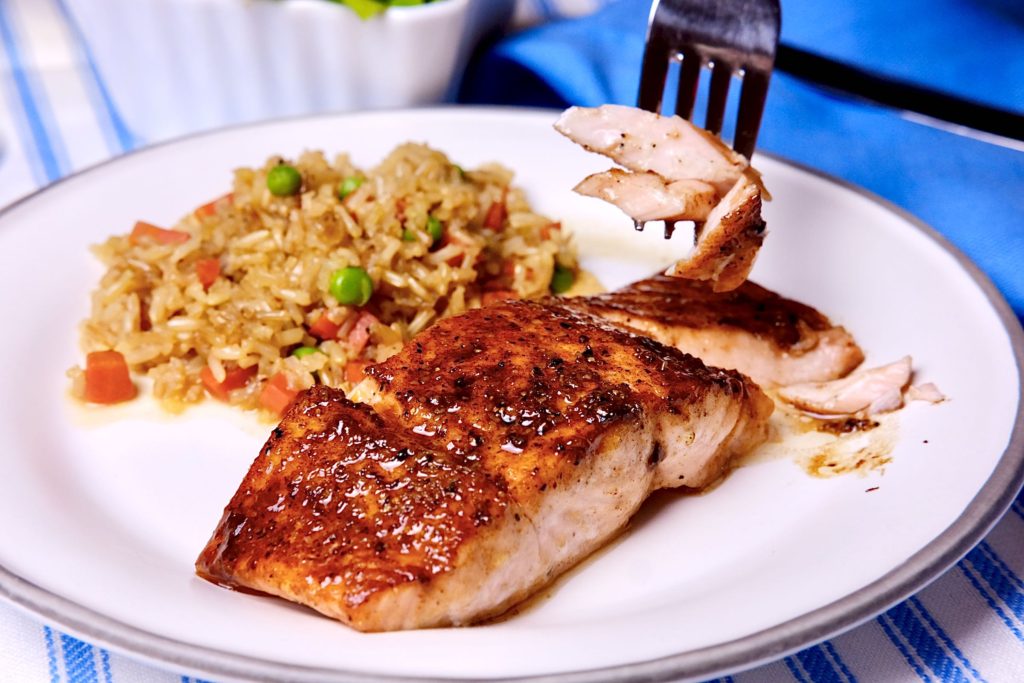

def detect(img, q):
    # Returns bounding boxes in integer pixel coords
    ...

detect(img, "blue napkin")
[460,0,1024,317]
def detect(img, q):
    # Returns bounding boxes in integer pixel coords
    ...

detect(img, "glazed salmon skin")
[569,274,864,387]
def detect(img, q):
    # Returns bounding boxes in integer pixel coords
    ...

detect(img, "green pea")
[329,266,374,306]
[338,175,364,200]
[267,164,302,196]
[550,264,575,294]
[401,229,417,242]
[291,346,321,359]
[426,215,444,244]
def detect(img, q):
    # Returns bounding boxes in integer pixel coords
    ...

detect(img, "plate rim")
[1,105,1022,683]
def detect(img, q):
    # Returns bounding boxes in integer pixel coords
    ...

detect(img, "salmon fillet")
[567,274,864,387]
[196,300,772,631]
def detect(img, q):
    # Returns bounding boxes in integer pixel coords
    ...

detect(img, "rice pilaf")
[70,143,577,414]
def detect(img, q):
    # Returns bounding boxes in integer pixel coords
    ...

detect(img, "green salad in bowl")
[64,0,513,142]
[321,0,444,19]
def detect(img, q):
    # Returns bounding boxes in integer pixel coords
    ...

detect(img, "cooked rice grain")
[73,144,576,412]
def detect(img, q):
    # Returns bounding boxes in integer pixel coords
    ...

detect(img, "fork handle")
[776,43,1024,146]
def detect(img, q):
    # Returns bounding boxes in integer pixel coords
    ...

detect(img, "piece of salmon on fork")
[556,104,772,292]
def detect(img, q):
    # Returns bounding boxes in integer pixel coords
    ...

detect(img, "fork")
[638,0,781,159]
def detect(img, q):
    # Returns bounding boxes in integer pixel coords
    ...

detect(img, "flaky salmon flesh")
[196,299,773,631]
[555,105,770,291]
[568,274,864,387]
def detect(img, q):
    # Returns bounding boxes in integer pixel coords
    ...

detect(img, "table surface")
[1,1,1022,682]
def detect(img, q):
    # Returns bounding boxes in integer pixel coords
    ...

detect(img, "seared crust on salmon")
[567,274,864,387]
[196,392,528,631]
[197,300,772,631]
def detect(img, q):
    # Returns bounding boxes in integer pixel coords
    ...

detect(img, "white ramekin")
[64,0,514,143]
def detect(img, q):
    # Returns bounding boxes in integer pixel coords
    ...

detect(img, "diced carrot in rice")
[259,372,300,416]
[129,221,190,245]
[201,365,257,402]
[345,360,371,385]
[309,314,341,340]
[483,199,506,231]
[195,193,233,217]
[196,258,220,290]
[84,350,137,404]
[540,222,561,240]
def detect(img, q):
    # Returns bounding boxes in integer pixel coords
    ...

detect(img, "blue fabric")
[460,0,1024,318]
[782,0,1024,112]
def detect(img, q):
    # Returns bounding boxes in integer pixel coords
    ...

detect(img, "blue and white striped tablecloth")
[0,0,1022,681]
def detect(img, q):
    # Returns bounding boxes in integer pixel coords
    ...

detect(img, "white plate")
[0,108,1022,683]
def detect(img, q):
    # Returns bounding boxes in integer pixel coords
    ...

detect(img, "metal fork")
[638,0,780,159]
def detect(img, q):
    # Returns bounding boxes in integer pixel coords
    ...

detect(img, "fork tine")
[639,0,779,157]
[733,68,771,158]
[674,50,702,119]
[704,61,733,135]
[638,35,670,113]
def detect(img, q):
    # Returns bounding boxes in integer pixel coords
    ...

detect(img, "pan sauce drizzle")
[632,218,692,240]
[742,400,896,478]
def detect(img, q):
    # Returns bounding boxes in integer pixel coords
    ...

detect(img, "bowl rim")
[162,0,472,20]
